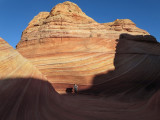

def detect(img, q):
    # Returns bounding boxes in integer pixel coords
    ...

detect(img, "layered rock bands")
[1,1,160,120]
[16,1,159,94]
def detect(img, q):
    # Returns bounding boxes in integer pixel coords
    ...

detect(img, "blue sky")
[0,0,160,48]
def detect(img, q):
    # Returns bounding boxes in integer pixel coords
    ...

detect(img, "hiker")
[73,84,78,94]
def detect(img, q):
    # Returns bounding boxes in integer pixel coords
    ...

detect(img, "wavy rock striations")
[102,19,149,35]
[0,37,85,120]
[1,36,160,119]
[81,34,160,97]
[0,37,46,80]
[16,1,157,93]
[1,1,160,120]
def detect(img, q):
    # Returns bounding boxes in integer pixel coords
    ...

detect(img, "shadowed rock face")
[80,34,160,99]
[1,1,160,119]
[1,38,160,120]
[16,1,158,93]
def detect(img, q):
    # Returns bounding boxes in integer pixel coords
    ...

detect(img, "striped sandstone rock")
[16,1,158,94]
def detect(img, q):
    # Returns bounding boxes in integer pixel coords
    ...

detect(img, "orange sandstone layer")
[1,1,160,119]
[19,2,149,43]
[80,34,160,97]
[0,37,90,120]
[17,37,116,93]
[0,37,46,80]
[1,37,160,120]
[17,1,156,93]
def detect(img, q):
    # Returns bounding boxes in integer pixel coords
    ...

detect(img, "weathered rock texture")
[1,1,160,120]
[102,19,149,36]
[0,37,46,80]
[16,1,157,93]
[81,34,160,96]
[1,37,160,120]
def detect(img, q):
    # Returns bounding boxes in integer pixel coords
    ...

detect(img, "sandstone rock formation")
[0,37,82,120]
[16,1,157,93]
[102,19,149,36]
[1,36,160,120]
[80,34,160,97]
[0,37,46,80]
[1,1,160,120]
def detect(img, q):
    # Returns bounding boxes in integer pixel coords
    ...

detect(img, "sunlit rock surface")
[0,37,46,79]
[1,36,160,120]
[0,37,82,120]
[102,19,149,35]
[17,1,156,93]
[1,1,160,120]
[80,34,160,96]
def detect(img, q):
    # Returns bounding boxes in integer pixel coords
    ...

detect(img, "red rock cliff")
[16,1,157,93]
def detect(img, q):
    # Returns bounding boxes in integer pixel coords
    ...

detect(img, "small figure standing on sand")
[73,84,78,94]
